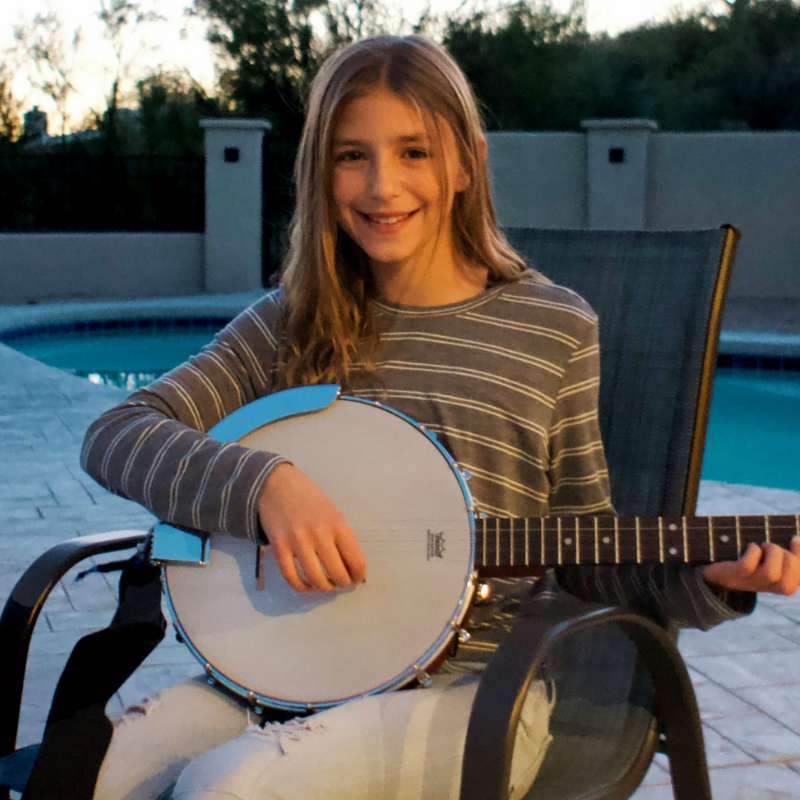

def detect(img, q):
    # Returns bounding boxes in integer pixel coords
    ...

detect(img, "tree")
[0,65,22,146]
[321,0,399,47]
[95,0,165,151]
[585,16,722,130]
[136,70,221,156]
[441,0,800,132]
[441,1,589,130]
[13,11,82,138]
[699,0,800,129]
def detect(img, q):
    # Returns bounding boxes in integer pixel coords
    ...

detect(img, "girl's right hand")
[257,463,366,593]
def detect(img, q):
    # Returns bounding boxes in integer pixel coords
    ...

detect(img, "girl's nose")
[367,156,401,198]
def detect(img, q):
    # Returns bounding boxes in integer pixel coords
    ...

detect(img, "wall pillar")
[201,118,271,293]
[581,119,657,230]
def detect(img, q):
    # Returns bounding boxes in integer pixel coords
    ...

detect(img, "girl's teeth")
[369,214,408,224]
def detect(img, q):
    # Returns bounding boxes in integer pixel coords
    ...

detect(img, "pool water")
[702,368,800,491]
[6,328,800,491]
[10,327,219,392]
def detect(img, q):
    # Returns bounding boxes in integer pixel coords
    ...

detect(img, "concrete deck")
[2,296,800,798]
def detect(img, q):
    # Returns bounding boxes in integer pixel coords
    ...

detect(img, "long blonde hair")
[279,34,527,388]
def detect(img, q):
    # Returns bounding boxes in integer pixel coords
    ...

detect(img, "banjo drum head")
[164,396,475,710]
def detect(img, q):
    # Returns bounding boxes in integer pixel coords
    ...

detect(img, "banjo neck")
[474,514,800,577]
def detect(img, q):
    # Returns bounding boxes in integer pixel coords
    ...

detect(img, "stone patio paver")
[1,295,799,798]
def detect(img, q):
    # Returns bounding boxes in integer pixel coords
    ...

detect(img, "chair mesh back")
[505,228,730,517]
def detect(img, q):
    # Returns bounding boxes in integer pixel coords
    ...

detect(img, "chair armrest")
[0,530,148,760]
[460,605,711,800]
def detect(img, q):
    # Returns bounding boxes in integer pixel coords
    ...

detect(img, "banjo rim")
[160,389,479,712]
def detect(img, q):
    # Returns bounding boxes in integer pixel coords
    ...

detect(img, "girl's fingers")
[706,540,800,596]
[736,542,762,576]
[315,539,353,588]
[274,540,311,593]
[296,544,335,592]
[778,541,800,596]
[336,529,367,584]
[759,543,785,587]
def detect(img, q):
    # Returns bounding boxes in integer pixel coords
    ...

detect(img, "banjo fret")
[557,517,563,566]
[495,517,500,568]
[708,517,715,563]
[539,518,545,567]
[682,517,689,564]
[524,517,530,566]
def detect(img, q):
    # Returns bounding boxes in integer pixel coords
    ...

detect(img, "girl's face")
[331,87,466,284]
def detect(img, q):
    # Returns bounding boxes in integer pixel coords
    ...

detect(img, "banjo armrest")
[0,530,147,761]
[460,604,709,800]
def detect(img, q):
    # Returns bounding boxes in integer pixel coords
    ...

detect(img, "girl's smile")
[356,208,420,232]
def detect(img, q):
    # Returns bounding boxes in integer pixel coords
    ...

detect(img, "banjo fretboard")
[475,514,800,576]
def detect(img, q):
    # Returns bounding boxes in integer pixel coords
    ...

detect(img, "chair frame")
[683,225,739,513]
[461,607,710,800]
[0,531,147,799]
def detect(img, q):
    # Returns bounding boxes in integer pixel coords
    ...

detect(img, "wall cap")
[580,118,659,132]
[200,118,272,132]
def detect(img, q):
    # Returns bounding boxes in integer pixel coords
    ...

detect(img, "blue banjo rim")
[158,384,478,712]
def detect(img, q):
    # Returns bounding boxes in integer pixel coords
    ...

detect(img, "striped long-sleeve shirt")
[81,270,752,668]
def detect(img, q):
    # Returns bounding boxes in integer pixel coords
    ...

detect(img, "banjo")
[150,384,799,714]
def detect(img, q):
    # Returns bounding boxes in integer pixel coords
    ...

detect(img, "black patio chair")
[461,225,740,800]
[0,226,739,800]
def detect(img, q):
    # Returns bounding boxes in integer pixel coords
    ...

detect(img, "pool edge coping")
[0,292,263,338]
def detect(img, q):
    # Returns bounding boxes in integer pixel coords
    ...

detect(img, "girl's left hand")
[703,536,800,595]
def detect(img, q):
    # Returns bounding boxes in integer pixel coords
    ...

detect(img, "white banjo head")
[164,397,475,710]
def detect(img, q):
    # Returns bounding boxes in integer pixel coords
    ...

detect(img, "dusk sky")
[1,0,716,131]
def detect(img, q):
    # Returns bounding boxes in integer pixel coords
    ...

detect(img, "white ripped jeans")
[94,671,554,800]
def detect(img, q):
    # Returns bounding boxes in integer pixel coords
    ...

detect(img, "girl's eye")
[335,150,363,163]
[334,147,429,163]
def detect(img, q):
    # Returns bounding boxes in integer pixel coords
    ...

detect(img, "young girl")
[82,34,795,800]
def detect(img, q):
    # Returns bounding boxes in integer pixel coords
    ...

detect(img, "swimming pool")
[3,319,226,391]
[4,322,799,490]
[703,368,800,491]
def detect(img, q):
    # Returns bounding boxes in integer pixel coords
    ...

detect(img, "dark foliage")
[443,0,800,131]
[0,153,204,232]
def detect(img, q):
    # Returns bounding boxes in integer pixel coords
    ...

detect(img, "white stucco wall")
[201,119,270,293]
[488,133,585,228]
[488,127,800,303]
[648,133,800,301]
[3,124,798,305]
[581,119,657,230]
[0,233,204,303]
